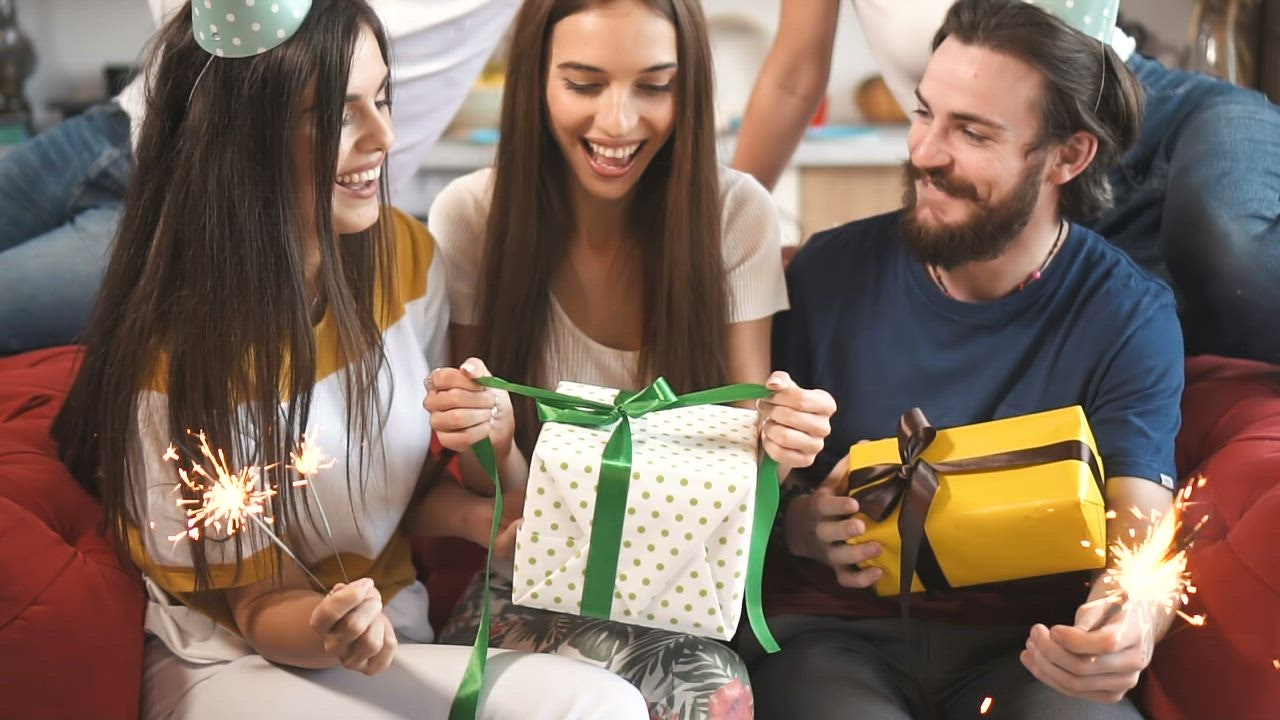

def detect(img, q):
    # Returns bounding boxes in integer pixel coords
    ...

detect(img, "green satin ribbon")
[448,438,501,720]
[449,376,781,720]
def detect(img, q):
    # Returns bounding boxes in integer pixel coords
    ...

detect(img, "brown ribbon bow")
[846,408,1104,617]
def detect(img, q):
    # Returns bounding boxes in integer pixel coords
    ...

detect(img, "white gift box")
[512,381,762,639]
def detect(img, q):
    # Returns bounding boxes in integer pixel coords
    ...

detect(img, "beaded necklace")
[930,219,1067,298]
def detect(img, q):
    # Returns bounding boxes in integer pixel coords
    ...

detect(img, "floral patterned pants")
[439,571,754,720]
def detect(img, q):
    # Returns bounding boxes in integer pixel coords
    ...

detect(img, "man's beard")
[899,157,1044,270]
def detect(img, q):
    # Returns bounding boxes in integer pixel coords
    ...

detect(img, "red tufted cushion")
[1139,356,1280,720]
[0,347,145,720]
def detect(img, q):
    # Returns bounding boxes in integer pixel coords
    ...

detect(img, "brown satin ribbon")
[847,408,1104,617]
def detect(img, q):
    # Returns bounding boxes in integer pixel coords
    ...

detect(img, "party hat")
[192,0,314,58]
[1024,0,1120,44]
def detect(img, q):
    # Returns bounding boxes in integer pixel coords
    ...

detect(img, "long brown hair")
[933,0,1145,221]
[480,0,728,451]
[54,0,395,590]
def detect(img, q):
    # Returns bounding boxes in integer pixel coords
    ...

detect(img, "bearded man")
[751,1,1184,718]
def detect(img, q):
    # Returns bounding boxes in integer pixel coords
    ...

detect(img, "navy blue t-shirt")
[776,211,1184,488]
[767,211,1185,624]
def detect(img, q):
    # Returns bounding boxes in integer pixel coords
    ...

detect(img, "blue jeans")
[1095,54,1280,362]
[0,103,130,355]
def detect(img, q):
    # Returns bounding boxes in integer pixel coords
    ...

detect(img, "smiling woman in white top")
[420,0,837,716]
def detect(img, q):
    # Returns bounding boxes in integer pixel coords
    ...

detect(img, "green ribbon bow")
[449,376,782,720]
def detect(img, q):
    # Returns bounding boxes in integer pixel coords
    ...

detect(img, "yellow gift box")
[845,406,1107,597]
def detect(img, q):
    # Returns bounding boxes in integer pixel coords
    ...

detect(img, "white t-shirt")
[428,166,790,390]
[851,0,1137,116]
[115,0,520,200]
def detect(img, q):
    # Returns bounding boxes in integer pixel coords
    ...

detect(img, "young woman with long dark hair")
[420,0,836,715]
[53,1,646,717]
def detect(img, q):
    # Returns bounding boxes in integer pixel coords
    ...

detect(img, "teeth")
[587,141,640,160]
[336,165,382,185]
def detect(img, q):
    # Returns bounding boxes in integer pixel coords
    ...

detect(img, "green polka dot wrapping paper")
[513,381,761,639]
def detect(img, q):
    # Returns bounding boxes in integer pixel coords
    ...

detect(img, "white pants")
[142,637,648,720]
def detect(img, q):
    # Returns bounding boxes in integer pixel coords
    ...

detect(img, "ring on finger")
[491,404,499,419]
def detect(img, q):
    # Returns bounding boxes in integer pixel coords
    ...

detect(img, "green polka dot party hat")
[1024,0,1120,44]
[192,0,314,58]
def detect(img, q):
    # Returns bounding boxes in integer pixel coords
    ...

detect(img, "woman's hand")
[308,578,397,676]
[757,370,835,470]
[424,357,515,459]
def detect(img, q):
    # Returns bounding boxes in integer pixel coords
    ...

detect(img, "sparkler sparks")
[161,431,326,591]
[289,435,336,479]
[1089,476,1209,631]
[165,432,276,544]
[979,696,993,715]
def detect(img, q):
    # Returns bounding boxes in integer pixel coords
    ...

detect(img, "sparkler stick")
[289,435,350,583]
[246,513,328,592]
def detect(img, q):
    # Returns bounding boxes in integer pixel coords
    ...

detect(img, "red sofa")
[1138,356,1280,719]
[0,347,146,720]
[1,347,1277,719]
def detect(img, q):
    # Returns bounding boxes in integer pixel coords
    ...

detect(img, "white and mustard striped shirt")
[129,208,448,661]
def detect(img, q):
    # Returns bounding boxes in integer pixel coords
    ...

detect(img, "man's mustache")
[906,162,981,203]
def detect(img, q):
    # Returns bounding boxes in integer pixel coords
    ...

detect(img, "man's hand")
[783,457,885,588]
[1021,595,1156,703]
[308,578,398,676]
[1022,475,1178,702]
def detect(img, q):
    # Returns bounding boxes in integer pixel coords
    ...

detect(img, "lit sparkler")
[1087,476,1209,632]
[289,435,336,477]
[163,432,327,591]
[288,434,349,582]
